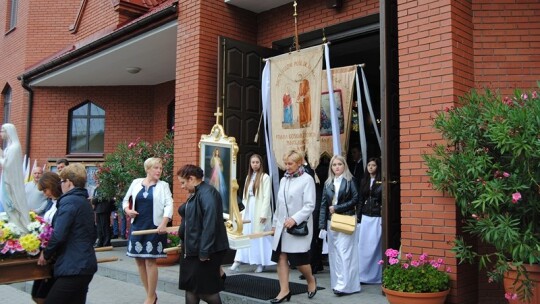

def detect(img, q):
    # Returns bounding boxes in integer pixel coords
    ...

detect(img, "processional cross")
[214,107,223,125]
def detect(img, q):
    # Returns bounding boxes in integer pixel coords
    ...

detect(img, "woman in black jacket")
[37,164,97,304]
[177,164,229,304]
[357,157,383,284]
[319,155,361,296]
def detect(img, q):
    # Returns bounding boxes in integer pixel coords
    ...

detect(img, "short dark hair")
[37,172,62,199]
[56,158,69,166]
[176,164,204,179]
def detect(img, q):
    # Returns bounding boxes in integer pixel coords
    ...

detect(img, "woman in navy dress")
[123,157,173,304]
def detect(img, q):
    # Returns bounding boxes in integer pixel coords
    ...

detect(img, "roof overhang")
[28,20,177,87]
[224,0,294,13]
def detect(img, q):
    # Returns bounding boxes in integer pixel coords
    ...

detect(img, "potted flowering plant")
[380,248,451,304]
[156,231,181,266]
[423,87,540,302]
[166,230,180,249]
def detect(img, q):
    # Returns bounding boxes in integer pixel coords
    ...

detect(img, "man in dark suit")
[348,145,364,187]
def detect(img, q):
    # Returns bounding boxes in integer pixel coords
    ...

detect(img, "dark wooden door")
[218,37,279,194]
[381,0,401,251]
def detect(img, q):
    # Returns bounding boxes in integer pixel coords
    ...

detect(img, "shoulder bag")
[284,180,309,236]
[329,180,357,235]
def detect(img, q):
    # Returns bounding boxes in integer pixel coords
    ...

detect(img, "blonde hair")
[282,149,304,164]
[59,163,87,188]
[325,155,353,186]
[144,157,162,171]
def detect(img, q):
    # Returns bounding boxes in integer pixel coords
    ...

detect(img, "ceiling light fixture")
[126,67,142,74]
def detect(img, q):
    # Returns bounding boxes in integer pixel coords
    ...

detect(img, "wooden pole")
[131,226,179,236]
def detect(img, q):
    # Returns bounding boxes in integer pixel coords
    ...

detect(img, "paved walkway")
[2,246,388,304]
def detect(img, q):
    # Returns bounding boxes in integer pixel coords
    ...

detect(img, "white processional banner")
[270,45,323,170]
[320,65,356,158]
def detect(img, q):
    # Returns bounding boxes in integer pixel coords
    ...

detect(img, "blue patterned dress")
[126,185,167,258]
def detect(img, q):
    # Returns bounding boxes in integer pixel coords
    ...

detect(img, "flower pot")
[382,286,450,304]
[156,251,180,266]
[503,263,540,304]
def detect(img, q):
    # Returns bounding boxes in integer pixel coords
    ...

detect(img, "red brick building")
[1,1,539,303]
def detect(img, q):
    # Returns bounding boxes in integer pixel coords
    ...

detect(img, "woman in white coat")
[123,157,173,304]
[230,154,275,272]
[270,150,317,303]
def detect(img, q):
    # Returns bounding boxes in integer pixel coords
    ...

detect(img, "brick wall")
[29,86,157,165]
[174,0,258,210]
[0,0,30,152]
[473,1,540,94]
[258,0,379,47]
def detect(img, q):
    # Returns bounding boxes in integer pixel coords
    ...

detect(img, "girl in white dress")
[357,157,383,284]
[319,155,361,296]
[230,154,275,272]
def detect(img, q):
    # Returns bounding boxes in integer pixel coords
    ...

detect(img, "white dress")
[234,173,275,266]
[326,177,361,293]
[357,178,382,283]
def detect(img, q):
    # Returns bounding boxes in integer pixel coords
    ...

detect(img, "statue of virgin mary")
[0,123,30,232]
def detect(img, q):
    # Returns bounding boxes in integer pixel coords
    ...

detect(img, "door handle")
[389,180,399,184]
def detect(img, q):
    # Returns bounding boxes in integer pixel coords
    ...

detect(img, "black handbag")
[286,220,308,236]
[284,181,309,236]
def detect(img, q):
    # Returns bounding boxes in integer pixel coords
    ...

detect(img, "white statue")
[0,123,30,232]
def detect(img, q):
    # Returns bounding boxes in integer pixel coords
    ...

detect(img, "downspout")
[20,76,34,158]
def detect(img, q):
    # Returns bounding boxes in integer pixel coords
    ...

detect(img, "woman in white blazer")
[270,150,318,303]
[230,154,275,272]
[123,157,173,304]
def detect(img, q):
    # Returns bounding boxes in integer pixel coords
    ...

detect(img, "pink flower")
[532,91,538,99]
[502,172,510,178]
[385,248,399,258]
[521,93,528,100]
[431,262,440,268]
[411,260,420,267]
[437,258,444,264]
[128,142,136,148]
[377,260,384,265]
[512,192,521,204]
[446,266,452,273]
[419,253,428,261]
[503,96,513,106]
[505,292,518,300]
[389,257,399,265]
[402,263,409,269]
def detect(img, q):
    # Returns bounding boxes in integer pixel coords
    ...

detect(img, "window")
[68,101,105,154]
[2,86,11,124]
[167,100,174,134]
[7,0,18,31]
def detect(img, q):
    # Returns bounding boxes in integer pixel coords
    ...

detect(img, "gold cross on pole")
[214,107,223,125]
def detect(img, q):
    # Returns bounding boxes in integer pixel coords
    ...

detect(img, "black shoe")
[221,273,227,282]
[333,289,348,296]
[269,292,291,303]
[307,278,317,299]
[299,274,306,280]
[112,235,119,239]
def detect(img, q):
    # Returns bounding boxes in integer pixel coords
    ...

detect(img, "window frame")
[6,0,18,33]
[2,86,11,124]
[67,101,105,156]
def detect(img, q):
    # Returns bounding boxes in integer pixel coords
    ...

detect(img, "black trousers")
[45,275,94,304]
[95,212,111,247]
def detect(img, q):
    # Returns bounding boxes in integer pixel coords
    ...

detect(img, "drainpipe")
[19,76,34,158]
